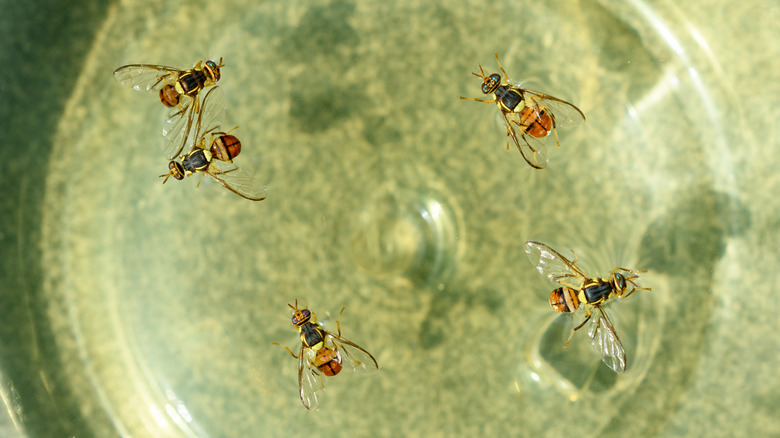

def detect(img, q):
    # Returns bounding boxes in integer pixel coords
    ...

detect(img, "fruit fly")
[159,86,266,201]
[273,300,379,410]
[524,241,650,373]
[113,58,224,159]
[460,53,586,169]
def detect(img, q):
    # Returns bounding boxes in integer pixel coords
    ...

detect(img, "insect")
[159,86,266,201]
[460,53,586,169]
[524,241,650,373]
[113,58,224,159]
[273,300,379,410]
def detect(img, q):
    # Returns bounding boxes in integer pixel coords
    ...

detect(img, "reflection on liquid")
[350,184,462,287]
[0,378,23,434]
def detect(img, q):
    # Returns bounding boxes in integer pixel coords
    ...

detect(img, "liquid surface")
[36,0,768,437]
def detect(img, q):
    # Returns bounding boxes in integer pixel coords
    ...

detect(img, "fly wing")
[328,334,379,374]
[161,100,196,159]
[207,160,267,201]
[524,241,586,289]
[298,348,323,410]
[194,86,225,139]
[502,112,548,169]
[523,90,586,129]
[162,86,225,159]
[113,64,181,92]
[587,306,626,373]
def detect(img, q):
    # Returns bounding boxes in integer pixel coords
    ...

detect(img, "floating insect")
[460,53,586,169]
[159,86,266,201]
[273,300,379,410]
[524,241,650,373]
[113,58,224,159]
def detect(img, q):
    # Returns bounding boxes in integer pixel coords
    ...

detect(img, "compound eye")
[614,273,627,291]
[206,60,221,82]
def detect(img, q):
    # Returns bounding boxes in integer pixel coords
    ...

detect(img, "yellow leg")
[494,53,510,82]
[272,342,301,359]
[565,312,591,348]
[622,286,651,299]
[335,307,346,337]
[459,95,496,103]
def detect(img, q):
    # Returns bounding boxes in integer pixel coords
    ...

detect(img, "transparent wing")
[524,241,586,289]
[523,89,586,129]
[587,306,626,373]
[113,64,182,92]
[328,334,379,374]
[162,86,224,160]
[161,100,196,159]
[194,86,225,140]
[298,347,324,410]
[162,101,199,160]
[207,160,267,201]
[503,111,548,169]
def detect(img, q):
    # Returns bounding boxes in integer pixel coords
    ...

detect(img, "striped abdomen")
[159,84,181,107]
[314,347,343,377]
[517,107,553,138]
[210,134,242,162]
[549,287,580,313]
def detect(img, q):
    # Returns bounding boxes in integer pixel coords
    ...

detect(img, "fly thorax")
[582,279,613,304]
[181,149,211,173]
[497,87,524,111]
[300,324,325,349]
[494,85,510,99]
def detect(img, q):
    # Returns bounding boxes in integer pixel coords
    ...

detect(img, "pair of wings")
[113,63,200,160]
[524,240,626,373]
[502,90,586,169]
[296,333,379,410]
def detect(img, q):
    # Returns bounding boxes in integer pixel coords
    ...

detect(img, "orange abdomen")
[314,348,343,377]
[518,107,552,138]
[549,287,579,313]
[159,84,180,108]
[210,135,242,162]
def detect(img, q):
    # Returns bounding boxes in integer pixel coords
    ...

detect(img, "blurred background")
[1,0,777,436]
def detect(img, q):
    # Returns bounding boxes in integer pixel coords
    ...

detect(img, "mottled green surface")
[2,0,778,437]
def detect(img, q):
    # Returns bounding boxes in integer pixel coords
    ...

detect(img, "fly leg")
[335,307,346,337]
[621,286,651,299]
[459,95,496,103]
[564,312,592,348]
[494,52,511,82]
[272,343,301,359]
